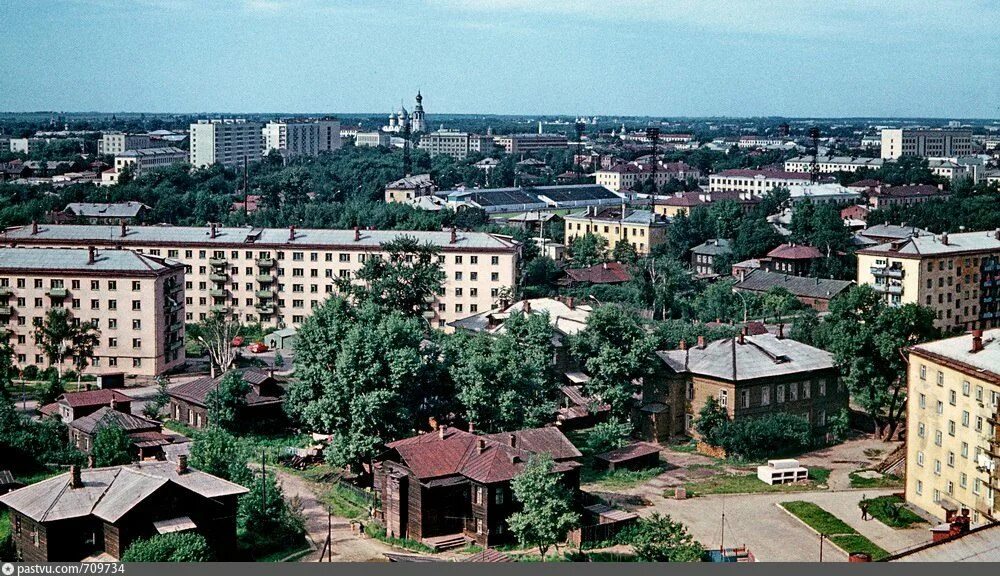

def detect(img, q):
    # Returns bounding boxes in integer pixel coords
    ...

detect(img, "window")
[718,390,728,408]
[949,390,957,405]
[919,365,926,380]
[495,489,504,505]
[934,430,943,446]
[919,394,926,409]
[915,480,923,495]
[933,460,941,475]
[976,416,984,432]
[936,401,944,415]
[740,389,749,409]
[474,486,483,505]
[976,385,984,402]
[973,478,981,495]
[960,473,968,488]
[916,451,924,466]
[776,385,785,403]
[761,387,770,405]
[948,420,956,436]
[962,411,970,427]
[917,422,925,437]
[475,518,483,535]
[961,442,969,458]
[936,371,944,386]
[963,380,971,396]
[948,452,955,467]
[789,383,798,401]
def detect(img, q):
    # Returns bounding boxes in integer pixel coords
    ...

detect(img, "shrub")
[584,419,632,456]
[21,365,39,380]
[121,532,214,562]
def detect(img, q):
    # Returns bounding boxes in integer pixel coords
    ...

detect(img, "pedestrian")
[860,495,869,521]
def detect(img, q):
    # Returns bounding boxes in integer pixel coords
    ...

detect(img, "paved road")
[642,489,929,562]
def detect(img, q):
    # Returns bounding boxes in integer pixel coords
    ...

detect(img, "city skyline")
[1,0,997,118]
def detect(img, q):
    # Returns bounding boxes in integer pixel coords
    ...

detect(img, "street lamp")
[731,288,748,323]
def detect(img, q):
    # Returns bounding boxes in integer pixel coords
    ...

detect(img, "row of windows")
[147,248,504,266]
[712,379,833,409]
[0,278,136,290]
[15,353,144,368]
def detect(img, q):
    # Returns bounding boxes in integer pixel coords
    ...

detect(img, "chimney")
[566,296,574,310]
[971,329,984,353]
[508,434,516,448]
[88,246,96,264]
[439,424,447,439]
[354,226,360,241]
[468,422,475,433]
[678,339,687,351]
[289,225,296,241]
[777,324,785,339]
[110,394,118,410]
[120,222,127,237]
[523,300,531,314]
[450,228,457,244]
[69,465,82,489]
[603,262,608,269]
[738,327,746,345]
[177,454,188,475]
[941,232,949,245]
[477,438,486,454]
[848,553,872,563]
[994,228,1000,241]
[87,454,95,469]
[210,222,217,239]
[697,335,706,349]
[31,220,38,235]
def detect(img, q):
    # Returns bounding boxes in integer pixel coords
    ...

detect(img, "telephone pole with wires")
[645,126,660,209]
[809,126,821,183]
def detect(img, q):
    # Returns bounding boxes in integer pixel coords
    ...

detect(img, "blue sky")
[1,0,997,118]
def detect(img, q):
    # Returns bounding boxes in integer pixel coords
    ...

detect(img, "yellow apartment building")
[563,206,667,256]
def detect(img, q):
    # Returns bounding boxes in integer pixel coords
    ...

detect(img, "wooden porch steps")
[422,534,472,551]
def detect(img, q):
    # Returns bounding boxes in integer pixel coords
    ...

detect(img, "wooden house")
[68,407,174,460]
[0,459,247,562]
[167,369,283,429]
[374,426,581,549]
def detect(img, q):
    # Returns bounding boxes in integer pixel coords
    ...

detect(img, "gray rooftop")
[69,406,160,435]
[0,461,247,523]
[861,229,1000,257]
[910,328,1000,382]
[2,224,519,252]
[658,333,836,382]
[0,247,178,273]
[735,270,854,300]
[859,223,932,240]
[691,238,732,256]
[65,201,150,218]
[889,524,1000,562]
[117,146,186,158]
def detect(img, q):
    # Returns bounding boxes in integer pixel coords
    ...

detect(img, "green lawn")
[321,482,371,520]
[850,471,904,489]
[678,468,830,497]
[582,465,668,489]
[0,509,10,542]
[364,523,435,553]
[780,501,888,561]
[862,495,925,529]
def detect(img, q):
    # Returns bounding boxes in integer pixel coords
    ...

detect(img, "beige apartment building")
[0,246,185,377]
[881,128,973,160]
[97,133,167,156]
[493,134,568,154]
[708,169,814,193]
[594,161,700,192]
[856,230,1000,332]
[262,118,341,158]
[563,206,667,255]
[417,130,494,159]
[2,224,519,331]
[189,119,263,168]
[784,156,885,173]
[384,174,435,203]
[905,329,1000,524]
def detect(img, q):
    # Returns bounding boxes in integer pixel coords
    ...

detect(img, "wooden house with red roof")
[42,389,133,424]
[559,261,632,286]
[374,425,582,549]
[760,243,824,277]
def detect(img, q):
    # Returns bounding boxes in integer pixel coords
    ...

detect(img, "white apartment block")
[262,118,342,158]
[355,131,392,148]
[881,128,973,160]
[2,224,520,332]
[493,134,568,154]
[189,119,263,168]
[708,169,814,193]
[417,130,495,159]
[0,245,185,377]
[98,133,167,156]
[594,161,700,192]
[784,156,885,173]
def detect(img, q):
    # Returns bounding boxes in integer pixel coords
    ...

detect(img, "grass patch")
[0,509,10,542]
[364,523,435,554]
[780,501,887,561]
[669,440,699,454]
[321,482,371,520]
[17,467,63,486]
[253,539,312,562]
[678,468,830,497]
[850,471,903,489]
[582,465,667,489]
[862,495,924,529]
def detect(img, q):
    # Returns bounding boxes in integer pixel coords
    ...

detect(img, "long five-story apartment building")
[2,223,519,331]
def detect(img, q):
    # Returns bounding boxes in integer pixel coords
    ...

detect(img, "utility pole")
[402,116,412,177]
[645,127,660,209]
[575,121,586,164]
[809,126,820,183]
[243,155,249,215]
[261,449,266,517]
[819,533,825,562]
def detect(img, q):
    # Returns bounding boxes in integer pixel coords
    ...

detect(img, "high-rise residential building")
[563,206,667,255]
[189,119,263,168]
[856,229,1000,331]
[0,244,185,377]
[905,329,1000,525]
[97,133,170,156]
[881,128,973,160]
[262,118,342,158]
[417,130,495,159]
[2,224,519,331]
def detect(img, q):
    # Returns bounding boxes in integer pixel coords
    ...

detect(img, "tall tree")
[205,371,250,432]
[568,233,608,267]
[33,308,75,377]
[508,456,579,557]
[446,311,557,432]
[197,311,240,378]
[91,424,134,467]
[335,236,445,317]
[0,330,14,397]
[629,513,705,562]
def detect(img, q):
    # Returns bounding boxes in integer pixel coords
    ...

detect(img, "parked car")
[247,342,268,353]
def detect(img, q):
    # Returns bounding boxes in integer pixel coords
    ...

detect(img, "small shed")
[569,503,640,545]
[594,442,661,471]
[0,470,22,495]
[264,327,297,351]
[756,459,808,485]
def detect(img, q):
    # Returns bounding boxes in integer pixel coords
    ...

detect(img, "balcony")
[169,321,184,333]
[210,305,231,314]
[165,282,183,294]
[256,258,276,268]
[168,340,184,351]
[47,287,68,298]
[0,306,11,316]
[209,289,227,298]
[874,284,903,296]
[255,290,275,299]
[209,273,229,283]
[256,275,275,284]
[256,304,275,315]
[208,257,228,267]
[870,266,905,279]
[0,287,12,297]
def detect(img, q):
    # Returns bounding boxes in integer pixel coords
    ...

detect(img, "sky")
[1,0,997,118]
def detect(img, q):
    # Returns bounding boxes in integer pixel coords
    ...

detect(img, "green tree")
[335,236,445,317]
[238,469,305,554]
[33,308,100,384]
[38,371,65,406]
[446,312,557,432]
[695,396,728,447]
[142,376,171,420]
[569,305,655,419]
[205,371,250,432]
[611,239,639,264]
[188,427,252,484]
[91,424,134,467]
[627,513,704,562]
[568,233,608,267]
[0,330,14,397]
[584,418,632,456]
[760,287,800,323]
[273,351,284,369]
[631,255,691,319]
[121,533,214,562]
[508,456,580,557]
[819,286,938,439]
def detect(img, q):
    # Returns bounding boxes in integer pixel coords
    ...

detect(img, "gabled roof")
[69,406,161,435]
[64,202,149,218]
[872,184,947,198]
[562,261,632,284]
[386,427,580,484]
[58,389,131,409]
[734,270,854,300]
[0,462,247,524]
[691,238,732,256]
[168,369,283,408]
[658,333,836,382]
[767,243,823,260]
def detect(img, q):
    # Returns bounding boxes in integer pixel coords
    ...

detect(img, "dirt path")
[273,469,393,562]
